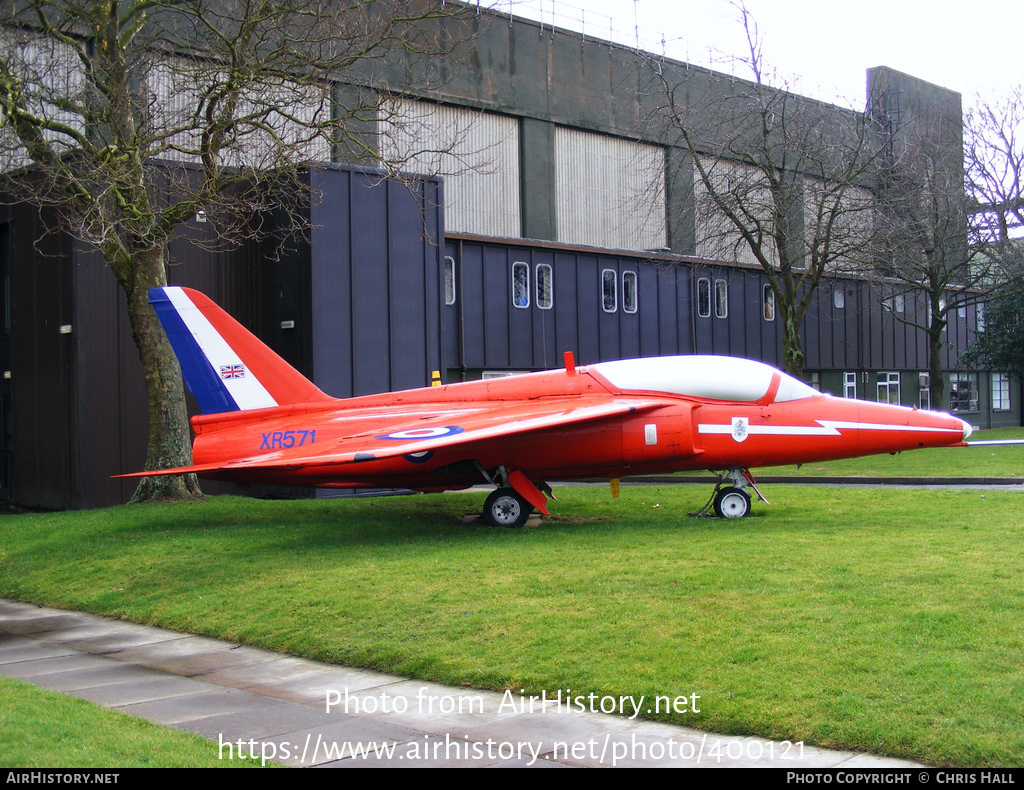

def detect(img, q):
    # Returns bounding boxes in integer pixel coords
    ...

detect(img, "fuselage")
[188,356,972,490]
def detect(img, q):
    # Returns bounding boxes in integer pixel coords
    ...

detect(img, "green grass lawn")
[0,676,260,768]
[1,481,1022,767]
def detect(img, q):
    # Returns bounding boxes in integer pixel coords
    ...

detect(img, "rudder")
[150,286,331,415]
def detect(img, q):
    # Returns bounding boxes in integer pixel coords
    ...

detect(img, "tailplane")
[150,286,332,414]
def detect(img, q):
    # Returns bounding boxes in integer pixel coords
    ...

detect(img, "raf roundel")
[377,426,465,441]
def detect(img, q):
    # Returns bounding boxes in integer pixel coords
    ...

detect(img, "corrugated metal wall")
[378,99,520,238]
[554,127,666,251]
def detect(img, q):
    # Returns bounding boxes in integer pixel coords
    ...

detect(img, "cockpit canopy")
[592,356,820,403]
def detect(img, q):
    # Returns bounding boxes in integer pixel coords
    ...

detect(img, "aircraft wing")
[120,397,669,477]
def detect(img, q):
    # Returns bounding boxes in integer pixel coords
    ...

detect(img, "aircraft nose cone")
[959,418,974,442]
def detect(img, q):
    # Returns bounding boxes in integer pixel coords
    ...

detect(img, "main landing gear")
[477,465,553,528]
[695,469,768,519]
[483,487,533,528]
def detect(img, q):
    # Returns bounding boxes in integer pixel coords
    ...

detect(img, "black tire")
[483,487,533,528]
[713,486,751,518]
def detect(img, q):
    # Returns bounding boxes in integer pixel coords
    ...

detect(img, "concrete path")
[0,598,924,768]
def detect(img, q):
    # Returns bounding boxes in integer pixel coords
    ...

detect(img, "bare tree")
[870,82,1022,409]
[0,0,473,502]
[957,88,1024,384]
[650,5,882,378]
[966,87,1024,246]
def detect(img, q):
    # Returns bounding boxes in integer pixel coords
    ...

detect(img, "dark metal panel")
[692,268,713,355]
[893,307,909,370]
[459,242,486,370]
[619,258,641,360]
[348,172,392,397]
[740,271,762,361]
[553,252,579,362]
[805,282,824,370]
[310,167,353,396]
[575,256,600,364]
[72,243,139,509]
[7,202,74,509]
[637,263,661,357]
[387,180,431,391]
[0,223,11,502]
[917,298,930,370]
[482,246,510,368]
[530,251,558,369]
[879,302,895,370]
[666,265,690,355]
[441,240,461,376]
[843,284,860,370]
[868,295,884,372]
[422,178,444,380]
[943,304,970,369]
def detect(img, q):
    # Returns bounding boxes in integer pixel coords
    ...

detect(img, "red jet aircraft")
[123,286,974,524]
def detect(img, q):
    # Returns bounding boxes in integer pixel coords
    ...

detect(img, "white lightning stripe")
[698,420,962,437]
[165,286,277,410]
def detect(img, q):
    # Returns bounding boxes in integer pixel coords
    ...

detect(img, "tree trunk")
[928,324,946,412]
[781,302,805,380]
[119,244,202,503]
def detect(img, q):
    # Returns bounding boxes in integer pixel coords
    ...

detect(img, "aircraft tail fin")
[150,286,332,415]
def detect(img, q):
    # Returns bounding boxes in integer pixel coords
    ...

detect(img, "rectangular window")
[882,294,904,313]
[993,373,1011,411]
[602,269,617,313]
[919,372,931,410]
[512,261,530,308]
[977,303,986,332]
[949,372,979,413]
[536,263,553,310]
[622,271,637,314]
[763,284,775,321]
[697,278,711,318]
[715,279,728,319]
[834,289,846,309]
[877,372,900,405]
[443,256,456,306]
[844,372,857,399]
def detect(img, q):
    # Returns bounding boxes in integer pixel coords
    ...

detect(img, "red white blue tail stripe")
[150,287,277,414]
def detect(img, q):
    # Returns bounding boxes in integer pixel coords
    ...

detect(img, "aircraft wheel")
[483,488,533,528]
[714,487,751,518]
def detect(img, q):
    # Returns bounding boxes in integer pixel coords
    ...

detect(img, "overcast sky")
[500,0,1021,109]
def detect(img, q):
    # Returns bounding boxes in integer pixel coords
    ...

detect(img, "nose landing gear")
[714,486,752,518]
[694,469,768,518]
